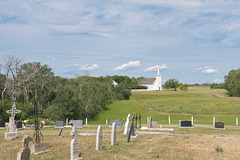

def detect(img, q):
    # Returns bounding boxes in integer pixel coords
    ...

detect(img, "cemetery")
[1,87,240,159]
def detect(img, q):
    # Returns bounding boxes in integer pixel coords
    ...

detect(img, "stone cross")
[17,134,32,160]
[70,127,79,160]
[96,125,103,151]
[135,114,138,129]
[6,102,21,132]
[111,122,116,146]
[139,113,142,129]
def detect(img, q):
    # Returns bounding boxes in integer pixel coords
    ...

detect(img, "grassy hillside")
[90,87,240,126]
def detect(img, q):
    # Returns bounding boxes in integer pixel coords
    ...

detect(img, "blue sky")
[1,0,240,84]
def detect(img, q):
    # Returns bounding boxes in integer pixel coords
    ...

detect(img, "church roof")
[138,78,156,85]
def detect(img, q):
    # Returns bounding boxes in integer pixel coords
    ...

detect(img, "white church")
[138,67,162,91]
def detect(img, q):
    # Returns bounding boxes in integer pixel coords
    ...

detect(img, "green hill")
[90,87,240,126]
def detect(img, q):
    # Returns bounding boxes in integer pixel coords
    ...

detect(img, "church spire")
[157,66,160,75]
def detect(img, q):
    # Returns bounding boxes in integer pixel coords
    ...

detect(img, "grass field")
[1,125,240,160]
[90,87,240,126]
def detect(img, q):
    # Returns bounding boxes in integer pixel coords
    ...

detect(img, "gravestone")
[0,121,5,129]
[127,113,138,142]
[179,120,194,128]
[110,119,122,127]
[149,117,152,127]
[139,113,142,129]
[124,114,130,134]
[5,102,21,140]
[70,127,81,160]
[152,121,158,128]
[215,121,225,130]
[17,134,32,160]
[55,121,64,128]
[73,120,83,128]
[111,122,117,146]
[96,125,103,151]
[16,120,23,130]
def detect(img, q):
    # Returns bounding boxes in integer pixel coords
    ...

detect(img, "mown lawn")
[90,87,240,126]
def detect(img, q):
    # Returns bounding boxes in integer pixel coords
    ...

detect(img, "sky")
[1,0,240,84]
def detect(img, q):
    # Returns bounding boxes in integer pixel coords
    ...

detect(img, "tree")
[224,69,240,97]
[164,79,179,91]
[180,84,188,92]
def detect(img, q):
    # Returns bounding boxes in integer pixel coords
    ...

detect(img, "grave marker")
[0,121,5,129]
[168,116,171,125]
[73,120,83,128]
[110,119,122,127]
[179,120,194,128]
[124,114,130,134]
[5,102,21,140]
[17,135,32,160]
[55,121,64,128]
[139,113,142,129]
[213,117,215,126]
[215,121,225,130]
[70,127,81,160]
[111,122,116,146]
[96,125,103,151]
[236,117,238,126]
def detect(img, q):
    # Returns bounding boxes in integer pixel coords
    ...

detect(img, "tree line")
[0,55,132,122]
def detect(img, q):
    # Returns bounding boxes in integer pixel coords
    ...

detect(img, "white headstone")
[236,117,238,126]
[168,116,171,125]
[96,125,103,151]
[213,117,215,126]
[124,114,130,134]
[86,118,88,126]
[191,116,193,126]
[106,118,108,125]
[70,127,80,160]
[111,122,116,146]
[66,118,68,126]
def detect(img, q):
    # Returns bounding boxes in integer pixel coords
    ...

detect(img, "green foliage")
[111,75,145,89]
[180,84,188,91]
[210,83,225,89]
[225,69,240,96]
[164,79,179,91]
[214,146,223,152]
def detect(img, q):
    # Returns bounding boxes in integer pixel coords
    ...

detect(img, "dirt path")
[209,93,226,98]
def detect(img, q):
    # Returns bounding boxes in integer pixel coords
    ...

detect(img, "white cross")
[6,102,21,118]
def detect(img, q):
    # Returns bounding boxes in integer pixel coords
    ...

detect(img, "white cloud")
[213,79,224,83]
[113,60,140,71]
[144,64,167,72]
[80,64,99,71]
[197,66,218,74]
[202,68,218,74]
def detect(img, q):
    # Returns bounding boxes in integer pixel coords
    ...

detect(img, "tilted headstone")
[96,125,103,151]
[70,127,81,160]
[110,119,122,127]
[17,134,32,160]
[73,120,83,128]
[55,121,64,128]
[215,121,225,130]
[124,114,130,134]
[0,121,5,129]
[179,120,194,128]
[111,122,117,146]
[127,113,137,142]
